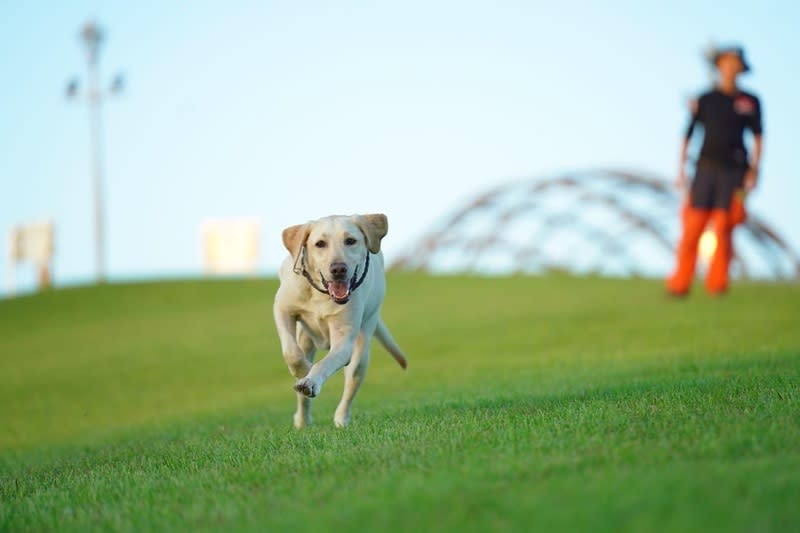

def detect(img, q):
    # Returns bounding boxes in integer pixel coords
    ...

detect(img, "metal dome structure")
[391,169,800,280]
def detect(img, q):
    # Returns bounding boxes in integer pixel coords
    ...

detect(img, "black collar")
[294,247,370,305]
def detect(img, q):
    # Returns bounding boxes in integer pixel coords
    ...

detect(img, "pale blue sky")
[1,1,798,294]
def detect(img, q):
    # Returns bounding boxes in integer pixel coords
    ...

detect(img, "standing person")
[666,45,763,296]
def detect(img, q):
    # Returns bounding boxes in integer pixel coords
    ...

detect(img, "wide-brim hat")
[709,45,751,73]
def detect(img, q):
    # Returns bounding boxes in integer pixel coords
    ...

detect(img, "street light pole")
[83,22,107,283]
[67,21,124,284]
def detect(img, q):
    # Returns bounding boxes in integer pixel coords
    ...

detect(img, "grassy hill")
[1,275,798,531]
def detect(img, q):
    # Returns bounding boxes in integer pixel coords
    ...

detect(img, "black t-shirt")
[685,88,763,168]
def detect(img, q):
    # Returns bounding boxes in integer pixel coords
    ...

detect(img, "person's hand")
[744,167,759,192]
[675,168,688,192]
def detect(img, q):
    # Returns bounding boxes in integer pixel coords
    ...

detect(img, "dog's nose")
[329,262,348,280]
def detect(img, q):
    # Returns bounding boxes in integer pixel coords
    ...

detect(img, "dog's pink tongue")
[328,281,349,300]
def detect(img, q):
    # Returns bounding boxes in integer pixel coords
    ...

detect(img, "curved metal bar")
[389,169,800,280]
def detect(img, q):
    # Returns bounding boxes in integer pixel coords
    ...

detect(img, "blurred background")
[1,0,798,296]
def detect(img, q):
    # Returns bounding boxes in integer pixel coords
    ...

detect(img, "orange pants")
[726,190,747,265]
[729,189,747,226]
[666,206,732,295]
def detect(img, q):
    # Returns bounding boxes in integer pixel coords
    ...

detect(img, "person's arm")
[677,98,700,191]
[745,134,762,191]
[676,137,691,191]
[745,97,764,192]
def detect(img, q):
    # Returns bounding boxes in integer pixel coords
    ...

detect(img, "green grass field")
[1,275,798,532]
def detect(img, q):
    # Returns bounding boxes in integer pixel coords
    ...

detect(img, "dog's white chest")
[296,310,337,350]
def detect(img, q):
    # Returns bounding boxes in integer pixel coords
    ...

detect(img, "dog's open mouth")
[326,280,351,304]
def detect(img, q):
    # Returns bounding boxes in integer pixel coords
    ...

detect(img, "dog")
[273,213,407,428]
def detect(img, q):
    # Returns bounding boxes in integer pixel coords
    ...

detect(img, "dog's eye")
[344,237,357,246]
[314,240,327,248]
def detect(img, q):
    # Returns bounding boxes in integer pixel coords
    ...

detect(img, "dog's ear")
[356,214,388,254]
[282,223,310,261]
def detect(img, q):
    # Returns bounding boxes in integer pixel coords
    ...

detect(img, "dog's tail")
[375,318,408,370]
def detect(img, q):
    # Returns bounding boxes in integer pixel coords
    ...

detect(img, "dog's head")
[282,214,388,304]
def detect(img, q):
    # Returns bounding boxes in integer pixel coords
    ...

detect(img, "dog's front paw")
[294,377,320,398]
[333,411,350,428]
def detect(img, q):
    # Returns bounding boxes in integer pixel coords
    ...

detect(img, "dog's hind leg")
[334,332,369,428]
[294,392,312,429]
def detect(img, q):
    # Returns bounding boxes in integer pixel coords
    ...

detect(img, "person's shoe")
[666,288,689,299]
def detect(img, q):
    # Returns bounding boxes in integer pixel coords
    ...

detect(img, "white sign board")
[7,220,55,295]
[201,218,260,275]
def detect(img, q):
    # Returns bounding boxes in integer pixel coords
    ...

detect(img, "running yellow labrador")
[274,213,407,428]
